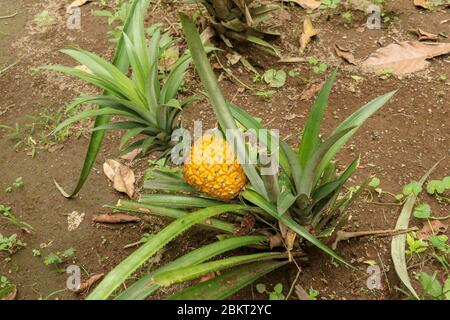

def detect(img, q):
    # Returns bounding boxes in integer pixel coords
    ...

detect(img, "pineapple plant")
[84,12,398,301]
[195,0,280,55]
[182,134,247,200]
[42,1,202,197]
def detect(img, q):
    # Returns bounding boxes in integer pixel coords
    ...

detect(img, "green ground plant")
[0,233,26,255]
[0,204,34,233]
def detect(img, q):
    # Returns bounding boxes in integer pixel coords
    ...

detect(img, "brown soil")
[0,0,449,300]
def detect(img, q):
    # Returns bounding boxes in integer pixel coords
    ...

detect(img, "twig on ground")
[430,214,450,220]
[0,12,18,19]
[0,59,21,76]
[332,227,418,250]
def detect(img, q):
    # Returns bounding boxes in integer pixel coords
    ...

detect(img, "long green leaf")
[53,108,133,133]
[166,260,288,300]
[87,204,245,300]
[139,194,225,208]
[180,12,269,200]
[297,69,337,169]
[115,235,267,300]
[152,252,287,286]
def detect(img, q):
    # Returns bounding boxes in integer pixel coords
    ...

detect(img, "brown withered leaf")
[103,159,135,198]
[335,44,357,64]
[416,220,447,240]
[300,81,324,100]
[285,228,297,252]
[236,214,256,235]
[120,148,142,161]
[200,26,215,45]
[362,41,450,75]
[93,213,140,224]
[283,0,322,9]
[269,233,283,249]
[300,17,317,53]
[279,222,289,239]
[411,28,438,41]
[75,274,104,294]
[295,284,310,300]
[414,0,431,9]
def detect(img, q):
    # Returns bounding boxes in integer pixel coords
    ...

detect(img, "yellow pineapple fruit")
[183,134,247,200]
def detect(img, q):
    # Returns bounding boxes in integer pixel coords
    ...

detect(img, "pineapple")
[183,134,247,200]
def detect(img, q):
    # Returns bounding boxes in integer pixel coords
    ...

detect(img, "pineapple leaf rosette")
[83,8,397,301]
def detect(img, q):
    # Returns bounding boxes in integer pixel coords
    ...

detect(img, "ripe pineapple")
[183,134,247,200]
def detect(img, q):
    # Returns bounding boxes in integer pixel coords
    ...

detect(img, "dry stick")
[286,269,301,300]
[332,227,419,250]
[0,59,20,76]
[0,12,18,19]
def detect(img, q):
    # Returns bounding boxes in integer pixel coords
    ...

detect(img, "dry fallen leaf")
[200,26,216,45]
[411,28,438,41]
[279,56,307,63]
[284,113,299,121]
[120,147,142,161]
[269,233,283,249]
[295,284,310,300]
[283,0,322,9]
[103,159,135,198]
[0,286,17,300]
[285,228,297,252]
[300,17,317,53]
[300,81,324,100]
[362,41,450,75]
[416,220,447,240]
[93,213,140,224]
[236,214,255,235]
[335,44,357,65]
[68,0,91,8]
[414,0,431,9]
[75,274,104,294]
[279,221,289,239]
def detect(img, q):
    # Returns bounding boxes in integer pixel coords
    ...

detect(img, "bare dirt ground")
[0,0,449,300]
